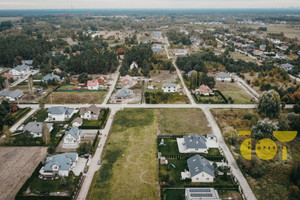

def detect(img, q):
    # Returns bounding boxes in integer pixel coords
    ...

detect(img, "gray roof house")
[187,154,215,182]
[162,83,177,88]
[47,106,75,121]
[0,90,23,101]
[63,126,81,148]
[40,153,78,178]
[184,134,207,149]
[116,88,133,99]
[42,74,61,82]
[23,122,53,138]
[216,73,232,81]
[152,44,162,53]
[281,63,294,71]
[65,126,81,140]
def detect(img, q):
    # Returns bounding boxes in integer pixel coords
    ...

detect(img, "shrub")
[252,118,278,139]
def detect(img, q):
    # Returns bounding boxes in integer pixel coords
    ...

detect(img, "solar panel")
[190,193,213,197]
[189,188,211,193]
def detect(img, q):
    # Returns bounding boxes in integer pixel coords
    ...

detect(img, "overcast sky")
[0,0,299,9]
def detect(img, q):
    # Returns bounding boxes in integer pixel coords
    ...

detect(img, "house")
[54,68,62,74]
[47,106,75,121]
[98,77,105,85]
[22,60,33,65]
[0,90,23,101]
[185,188,221,200]
[152,44,163,53]
[187,70,197,77]
[281,63,294,71]
[42,74,61,82]
[23,121,53,138]
[2,73,14,80]
[275,53,285,59]
[196,85,214,96]
[234,43,242,47]
[72,117,83,127]
[260,45,267,51]
[80,104,101,120]
[9,64,30,76]
[130,61,139,70]
[39,153,78,178]
[253,50,264,56]
[174,49,187,57]
[216,73,232,82]
[63,126,81,148]
[214,49,221,56]
[152,31,163,42]
[87,80,99,90]
[181,154,215,183]
[162,83,177,93]
[121,75,134,87]
[177,134,218,154]
[115,88,133,102]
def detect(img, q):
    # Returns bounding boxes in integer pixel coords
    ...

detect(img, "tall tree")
[258,90,281,118]
[42,122,50,145]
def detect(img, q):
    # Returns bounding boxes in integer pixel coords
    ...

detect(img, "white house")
[216,73,232,82]
[9,64,30,76]
[80,104,101,120]
[72,117,83,127]
[0,90,23,102]
[87,80,99,90]
[47,106,75,121]
[63,126,81,148]
[39,153,78,178]
[181,154,215,183]
[130,61,139,70]
[23,121,53,138]
[162,83,177,93]
[185,188,221,200]
[177,134,218,154]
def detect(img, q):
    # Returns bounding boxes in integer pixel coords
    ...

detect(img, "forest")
[166,30,191,45]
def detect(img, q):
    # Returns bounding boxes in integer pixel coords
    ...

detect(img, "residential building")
[275,53,285,59]
[121,75,134,87]
[39,153,78,178]
[63,126,81,148]
[42,73,61,82]
[72,117,83,127]
[130,61,139,70]
[9,64,30,76]
[54,68,62,74]
[216,73,232,82]
[87,80,99,90]
[181,154,215,183]
[115,88,133,102]
[281,63,294,71]
[22,60,33,65]
[195,85,214,96]
[2,73,14,80]
[0,90,23,101]
[152,31,163,42]
[259,45,267,51]
[185,188,221,200]
[174,49,188,57]
[162,83,177,93]
[23,121,53,138]
[80,104,101,120]
[47,106,75,121]
[177,134,218,153]
[152,44,163,53]
[98,77,105,85]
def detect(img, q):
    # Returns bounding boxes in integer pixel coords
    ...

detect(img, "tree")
[47,146,56,154]
[278,113,290,131]
[258,90,281,118]
[78,73,89,84]
[60,177,67,187]
[77,142,92,155]
[38,98,45,109]
[28,75,33,93]
[42,122,50,145]
[2,125,11,144]
[252,118,278,139]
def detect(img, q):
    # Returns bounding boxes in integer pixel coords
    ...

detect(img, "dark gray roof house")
[0,90,23,101]
[281,63,294,70]
[116,88,133,98]
[187,154,215,178]
[162,83,177,88]
[65,126,81,140]
[184,134,207,149]
[47,106,74,115]
[23,122,53,137]
[44,153,77,171]
[216,72,232,79]
[42,74,61,81]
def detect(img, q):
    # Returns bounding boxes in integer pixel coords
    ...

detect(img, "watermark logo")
[239,131,297,160]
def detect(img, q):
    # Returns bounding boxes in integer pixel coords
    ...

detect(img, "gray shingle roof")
[184,134,207,149]
[65,126,81,140]
[44,153,77,171]
[14,64,30,72]
[162,83,176,88]
[217,73,231,79]
[281,63,294,70]
[187,154,215,177]
[0,90,23,99]
[153,31,162,38]
[23,122,52,134]
[116,88,133,98]
[42,74,61,81]
[47,106,74,115]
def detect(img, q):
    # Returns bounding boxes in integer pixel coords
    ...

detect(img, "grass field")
[157,108,212,135]
[0,147,47,200]
[230,52,256,62]
[45,91,107,104]
[250,24,300,39]
[215,81,253,104]
[88,109,158,200]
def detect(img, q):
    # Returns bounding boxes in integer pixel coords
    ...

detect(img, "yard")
[24,108,48,123]
[0,147,47,200]
[211,108,300,200]
[88,109,158,200]
[215,81,253,104]
[230,52,256,62]
[157,108,212,135]
[194,91,227,104]
[45,91,107,104]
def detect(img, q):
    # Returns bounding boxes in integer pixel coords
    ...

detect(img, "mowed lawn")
[215,81,253,104]
[88,109,158,200]
[45,91,107,104]
[157,108,212,135]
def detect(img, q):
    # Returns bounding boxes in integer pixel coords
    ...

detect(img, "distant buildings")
[195,85,214,96]
[177,134,218,153]
[115,88,134,102]
[130,61,139,70]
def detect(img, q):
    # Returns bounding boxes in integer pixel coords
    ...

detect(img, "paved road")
[289,74,300,82]
[236,76,260,99]
[9,108,37,132]
[103,65,120,105]
[9,70,39,88]
[77,107,120,200]
[203,108,257,200]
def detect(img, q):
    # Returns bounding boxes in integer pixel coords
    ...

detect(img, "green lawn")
[10,107,31,126]
[88,109,158,200]
[25,109,48,123]
[162,189,185,200]
[80,109,110,129]
[157,108,212,135]
[215,81,253,104]
[230,52,256,62]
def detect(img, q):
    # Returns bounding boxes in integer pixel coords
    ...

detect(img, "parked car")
[97,159,102,165]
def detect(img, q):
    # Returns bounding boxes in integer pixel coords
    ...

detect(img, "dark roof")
[184,134,207,149]
[187,154,215,177]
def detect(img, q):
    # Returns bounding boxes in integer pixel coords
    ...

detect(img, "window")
[206,178,209,180]
[196,178,199,180]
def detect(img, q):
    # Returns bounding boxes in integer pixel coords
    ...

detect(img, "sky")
[0,0,299,9]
